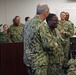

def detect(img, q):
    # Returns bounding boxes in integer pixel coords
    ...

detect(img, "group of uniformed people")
[0,3,76,75]
[22,3,75,75]
[0,16,24,43]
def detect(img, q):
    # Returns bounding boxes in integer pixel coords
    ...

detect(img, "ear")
[43,11,46,15]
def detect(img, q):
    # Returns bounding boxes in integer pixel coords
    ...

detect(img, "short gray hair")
[36,3,49,14]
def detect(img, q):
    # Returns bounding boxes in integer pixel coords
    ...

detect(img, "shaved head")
[14,16,20,26]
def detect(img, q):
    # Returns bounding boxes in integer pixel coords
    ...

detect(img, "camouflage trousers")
[27,65,48,75]
[47,64,62,75]
[67,70,76,75]
[63,41,70,67]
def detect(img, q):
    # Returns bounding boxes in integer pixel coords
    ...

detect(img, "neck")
[61,19,66,23]
[50,27,55,31]
[14,24,19,26]
[36,14,45,21]
[3,31,7,33]
[66,19,69,21]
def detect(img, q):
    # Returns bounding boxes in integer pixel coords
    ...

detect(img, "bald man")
[22,3,51,75]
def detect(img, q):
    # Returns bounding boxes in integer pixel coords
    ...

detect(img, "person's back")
[23,3,51,75]
[23,16,50,75]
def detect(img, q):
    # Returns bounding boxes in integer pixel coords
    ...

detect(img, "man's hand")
[60,29,66,34]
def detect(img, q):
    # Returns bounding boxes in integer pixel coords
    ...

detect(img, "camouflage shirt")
[48,29,64,65]
[2,31,11,43]
[8,23,24,42]
[67,58,76,75]
[68,20,74,35]
[23,16,64,67]
[0,32,4,43]
[57,21,74,40]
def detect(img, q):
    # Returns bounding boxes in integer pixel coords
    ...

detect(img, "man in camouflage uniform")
[65,12,74,35]
[57,11,74,73]
[23,3,64,75]
[8,16,24,42]
[67,58,76,75]
[2,24,11,43]
[23,3,50,75]
[46,13,64,75]
[65,12,74,60]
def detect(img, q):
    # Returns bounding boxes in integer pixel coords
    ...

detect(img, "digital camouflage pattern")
[0,32,4,43]
[0,24,4,43]
[23,16,64,75]
[57,21,74,67]
[8,23,24,42]
[2,31,11,43]
[67,58,76,75]
[58,21,74,39]
[48,29,64,75]
[0,24,11,43]
[68,20,74,35]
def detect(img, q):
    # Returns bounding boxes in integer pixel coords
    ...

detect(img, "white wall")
[0,0,6,30]
[0,0,76,31]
